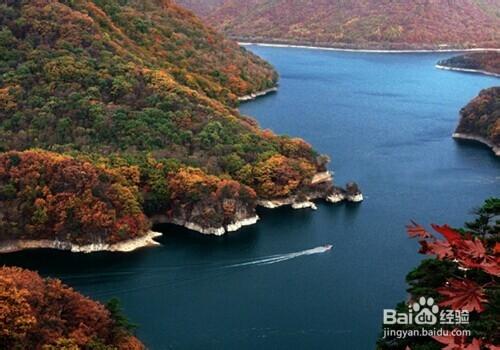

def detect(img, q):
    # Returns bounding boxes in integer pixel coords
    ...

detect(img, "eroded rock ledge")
[1,170,362,251]
[0,230,163,254]
[238,87,278,102]
[150,171,362,236]
[259,172,363,208]
[151,214,260,236]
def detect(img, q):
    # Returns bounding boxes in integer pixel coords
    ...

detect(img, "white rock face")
[292,201,317,210]
[347,193,364,202]
[226,215,260,232]
[326,193,345,203]
[0,230,163,254]
[436,64,500,78]
[238,87,278,102]
[311,171,333,184]
[183,222,226,236]
[257,198,294,208]
[453,133,500,156]
[155,215,260,236]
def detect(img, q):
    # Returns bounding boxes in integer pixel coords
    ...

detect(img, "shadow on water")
[453,137,498,158]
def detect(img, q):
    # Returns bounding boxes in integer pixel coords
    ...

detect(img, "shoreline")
[238,87,278,102]
[453,133,500,156]
[151,214,260,236]
[239,42,500,54]
[0,230,163,254]
[435,64,500,78]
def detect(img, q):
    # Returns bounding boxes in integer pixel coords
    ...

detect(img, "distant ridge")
[178,0,500,50]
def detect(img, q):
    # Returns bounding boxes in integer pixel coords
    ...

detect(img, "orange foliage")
[0,151,150,244]
[186,0,500,49]
[239,154,316,198]
[0,267,144,349]
[165,167,257,227]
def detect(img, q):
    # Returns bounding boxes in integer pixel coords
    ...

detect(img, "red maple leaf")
[432,225,462,244]
[479,256,500,277]
[454,238,487,269]
[437,279,487,313]
[460,239,486,259]
[433,336,481,350]
[420,239,453,259]
[494,243,500,255]
[407,221,432,239]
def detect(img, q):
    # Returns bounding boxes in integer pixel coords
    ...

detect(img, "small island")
[453,87,500,156]
[437,51,500,77]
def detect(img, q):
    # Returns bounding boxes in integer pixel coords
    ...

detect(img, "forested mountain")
[178,0,500,49]
[0,0,342,244]
[175,0,226,15]
[0,266,144,349]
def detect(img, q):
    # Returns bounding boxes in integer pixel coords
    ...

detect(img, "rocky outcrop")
[152,214,259,236]
[159,170,363,236]
[453,87,500,156]
[325,190,345,203]
[151,194,259,236]
[0,230,162,254]
[238,86,278,102]
[258,171,363,210]
[345,182,364,202]
[292,201,317,210]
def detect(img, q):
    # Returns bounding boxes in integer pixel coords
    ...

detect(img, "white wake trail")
[225,245,332,268]
[90,245,332,298]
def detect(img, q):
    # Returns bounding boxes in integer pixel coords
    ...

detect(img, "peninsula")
[0,0,361,252]
[437,52,500,77]
[453,87,500,156]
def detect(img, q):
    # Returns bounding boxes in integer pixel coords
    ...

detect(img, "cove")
[1,46,499,349]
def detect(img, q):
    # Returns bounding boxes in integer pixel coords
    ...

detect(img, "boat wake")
[224,245,332,268]
[62,245,333,297]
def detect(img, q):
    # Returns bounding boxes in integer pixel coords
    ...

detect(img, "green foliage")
[465,197,500,236]
[0,0,323,237]
[0,183,16,201]
[106,297,138,333]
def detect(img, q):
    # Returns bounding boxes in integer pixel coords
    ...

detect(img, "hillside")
[175,0,226,16]
[438,51,500,75]
[0,266,144,349]
[0,0,351,245]
[178,0,500,49]
[453,87,500,156]
[0,150,151,248]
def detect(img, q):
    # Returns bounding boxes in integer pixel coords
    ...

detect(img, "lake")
[1,46,499,349]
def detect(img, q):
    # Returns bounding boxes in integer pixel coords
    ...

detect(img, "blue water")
[2,46,499,349]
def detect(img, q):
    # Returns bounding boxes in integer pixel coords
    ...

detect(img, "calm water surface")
[2,46,499,349]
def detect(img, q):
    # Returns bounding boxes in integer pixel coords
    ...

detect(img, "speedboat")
[323,244,333,251]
